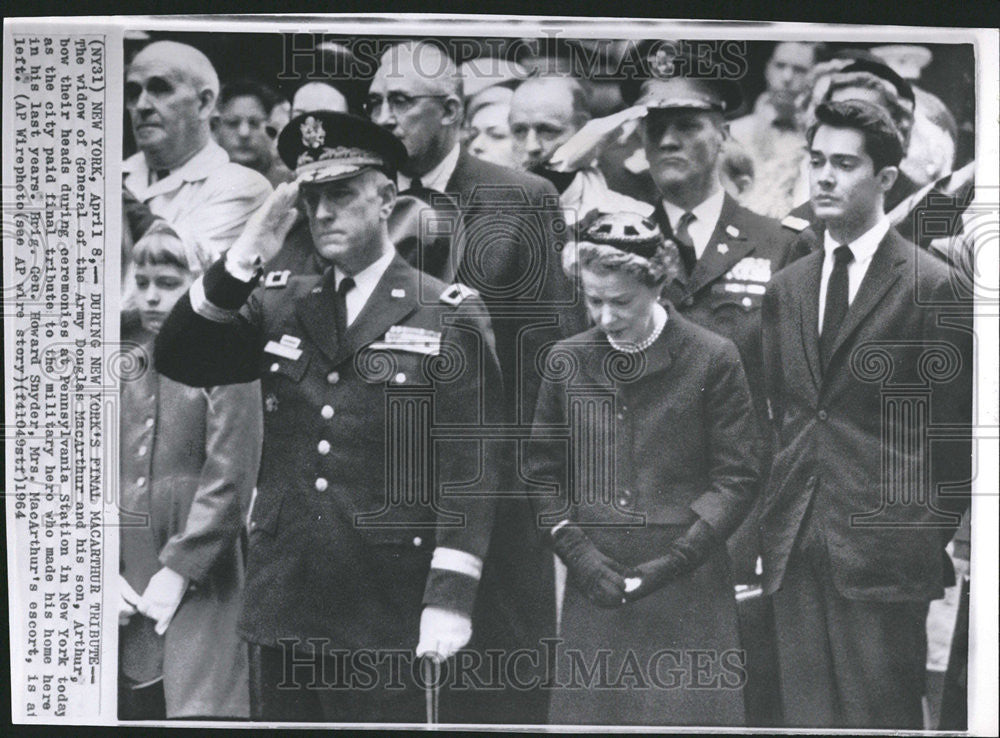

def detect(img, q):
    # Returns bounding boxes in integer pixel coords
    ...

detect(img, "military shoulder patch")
[264,270,291,288]
[439,283,478,306]
[781,215,811,232]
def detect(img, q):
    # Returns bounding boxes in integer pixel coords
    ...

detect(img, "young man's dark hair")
[218,78,283,114]
[807,99,904,173]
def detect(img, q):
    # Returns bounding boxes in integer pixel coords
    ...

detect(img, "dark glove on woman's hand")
[552,524,630,608]
[623,519,717,603]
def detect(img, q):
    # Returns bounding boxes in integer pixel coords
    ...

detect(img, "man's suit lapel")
[445,150,474,273]
[825,230,907,367]
[795,251,824,391]
[294,271,343,365]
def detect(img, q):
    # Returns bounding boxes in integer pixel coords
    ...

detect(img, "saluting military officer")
[154,111,504,723]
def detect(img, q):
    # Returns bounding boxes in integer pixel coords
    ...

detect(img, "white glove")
[227,180,301,269]
[136,567,188,636]
[416,606,472,660]
[547,105,649,173]
[118,575,140,627]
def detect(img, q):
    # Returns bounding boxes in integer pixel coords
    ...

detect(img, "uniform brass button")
[394,372,407,384]
[145,417,154,428]
[327,371,340,384]
[742,297,752,308]
[317,439,331,455]
[136,476,146,487]
[818,409,828,421]
[616,412,625,420]
[270,362,280,373]
[321,405,334,419]
[137,445,147,457]
[315,477,329,492]
[413,537,422,547]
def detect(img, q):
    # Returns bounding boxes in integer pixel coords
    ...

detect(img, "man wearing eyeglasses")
[123,41,272,264]
[214,79,294,188]
[368,41,588,724]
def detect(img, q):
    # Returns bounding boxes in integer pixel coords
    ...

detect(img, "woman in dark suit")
[527,212,762,726]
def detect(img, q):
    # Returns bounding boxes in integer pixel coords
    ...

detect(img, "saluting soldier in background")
[154,111,504,723]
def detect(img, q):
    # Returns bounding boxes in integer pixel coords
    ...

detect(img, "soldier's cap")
[278,110,407,185]
[577,210,663,260]
[634,76,743,118]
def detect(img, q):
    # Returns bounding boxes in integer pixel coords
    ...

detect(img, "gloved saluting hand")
[624,518,718,603]
[551,522,631,608]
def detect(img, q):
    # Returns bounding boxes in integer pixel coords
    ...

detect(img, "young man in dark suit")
[155,112,504,723]
[366,41,588,723]
[760,100,972,728]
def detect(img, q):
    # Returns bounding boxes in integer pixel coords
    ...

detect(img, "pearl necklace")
[607,304,667,353]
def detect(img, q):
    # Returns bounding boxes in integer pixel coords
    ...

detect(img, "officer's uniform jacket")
[155,254,503,653]
[655,193,801,432]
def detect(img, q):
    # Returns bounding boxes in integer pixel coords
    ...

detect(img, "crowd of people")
[117,35,975,728]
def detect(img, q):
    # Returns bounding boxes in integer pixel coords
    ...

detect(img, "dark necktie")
[819,244,854,367]
[149,169,170,186]
[404,176,424,194]
[335,276,355,340]
[673,211,697,276]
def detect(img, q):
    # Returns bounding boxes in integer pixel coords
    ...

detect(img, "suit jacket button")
[327,371,340,384]
[321,405,335,419]
[315,477,329,492]
[818,409,828,421]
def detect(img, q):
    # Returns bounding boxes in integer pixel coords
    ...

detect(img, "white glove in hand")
[416,606,472,660]
[548,105,649,172]
[119,575,140,627]
[227,181,301,268]
[137,567,188,636]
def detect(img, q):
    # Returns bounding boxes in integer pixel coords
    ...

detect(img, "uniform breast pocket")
[711,283,765,314]
[355,346,431,386]
[260,345,312,383]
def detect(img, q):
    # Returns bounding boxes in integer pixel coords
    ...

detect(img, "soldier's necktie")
[149,169,170,186]
[335,276,356,339]
[673,211,697,276]
[819,244,854,367]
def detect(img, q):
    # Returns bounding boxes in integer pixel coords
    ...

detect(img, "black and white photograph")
[3,11,998,733]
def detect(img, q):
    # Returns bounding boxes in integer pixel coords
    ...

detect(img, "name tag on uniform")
[264,340,302,360]
[367,325,442,356]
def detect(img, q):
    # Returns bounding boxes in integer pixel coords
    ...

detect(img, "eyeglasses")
[363,92,449,118]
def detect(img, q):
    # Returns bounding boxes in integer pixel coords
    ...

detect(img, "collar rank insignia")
[265,393,279,413]
[440,283,478,306]
[300,115,326,150]
[725,224,741,238]
[717,243,729,255]
[264,270,290,288]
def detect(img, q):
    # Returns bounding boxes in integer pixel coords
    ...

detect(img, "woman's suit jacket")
[527,303,762,542]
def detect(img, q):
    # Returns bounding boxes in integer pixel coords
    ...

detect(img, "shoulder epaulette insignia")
[439,283,477,306]
[781,215,810,232]
[264,270,291,288]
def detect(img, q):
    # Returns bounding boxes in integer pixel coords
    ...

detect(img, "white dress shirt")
[333,246,396,327]
[398,143,461,193]
[123,140,272,265]
[662,186,727,259]
[817,217,890,334]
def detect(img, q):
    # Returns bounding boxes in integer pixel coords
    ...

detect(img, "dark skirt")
[548,525,745,727]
